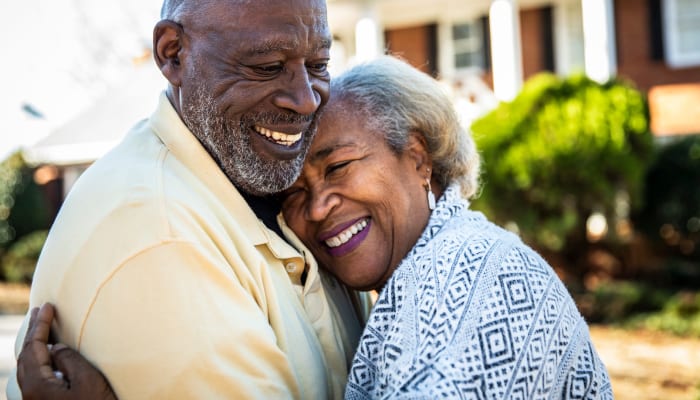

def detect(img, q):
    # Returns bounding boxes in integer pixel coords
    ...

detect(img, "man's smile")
[254,125,303,146]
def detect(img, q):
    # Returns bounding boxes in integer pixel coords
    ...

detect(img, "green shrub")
[578,280,669,323]
[0,152,26,246]
[0,151,53,282]
[633,135,700,272]
[578,280,700,337]
[470,73,653,280]
[626,290,700,337]
[1,230,48,283]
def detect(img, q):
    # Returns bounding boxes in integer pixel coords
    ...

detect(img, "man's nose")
[274,64,322,116]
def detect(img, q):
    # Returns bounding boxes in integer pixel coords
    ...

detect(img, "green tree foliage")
[633,135,700,275]
[470,73,653,278]
[1,230,48,283]
[0,151,52,281]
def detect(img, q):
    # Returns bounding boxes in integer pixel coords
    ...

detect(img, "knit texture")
[346,185,613,399]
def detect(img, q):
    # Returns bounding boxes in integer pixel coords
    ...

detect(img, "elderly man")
[8,0,367,399]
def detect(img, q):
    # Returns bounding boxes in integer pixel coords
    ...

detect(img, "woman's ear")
[153,20,184,87]
[405,131,432,176]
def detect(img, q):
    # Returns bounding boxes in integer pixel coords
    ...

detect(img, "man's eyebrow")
[308,143,354,162]
[243,37,331,56]
[313,37,332,52]
[245,39,300,55]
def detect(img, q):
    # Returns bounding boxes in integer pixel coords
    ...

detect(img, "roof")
[24,63,165,166]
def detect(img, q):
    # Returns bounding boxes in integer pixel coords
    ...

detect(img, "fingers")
[16,305,118,399]
[26,303,55,346]
[17,304,67,390]
[52,345,119,400]
[51,343,90,379]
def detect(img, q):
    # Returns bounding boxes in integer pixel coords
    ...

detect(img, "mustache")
[240,111,315,126]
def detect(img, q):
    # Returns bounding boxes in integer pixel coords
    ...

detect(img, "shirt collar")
[148,91,290,250]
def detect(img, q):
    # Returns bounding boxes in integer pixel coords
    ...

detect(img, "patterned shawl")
[346,185,612,399]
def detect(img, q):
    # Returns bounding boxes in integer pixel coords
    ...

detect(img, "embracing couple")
[11,0,612,399]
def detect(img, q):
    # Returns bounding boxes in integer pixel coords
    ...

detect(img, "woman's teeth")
[325,219,368,248]
[255,126,302,146]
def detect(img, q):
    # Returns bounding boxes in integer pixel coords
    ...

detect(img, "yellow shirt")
[8,93,367,399]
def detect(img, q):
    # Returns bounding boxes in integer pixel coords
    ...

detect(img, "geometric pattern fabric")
[346,185,613,399]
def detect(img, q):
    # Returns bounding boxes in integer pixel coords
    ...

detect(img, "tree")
[0,151,52,282]
[470,73,653,287]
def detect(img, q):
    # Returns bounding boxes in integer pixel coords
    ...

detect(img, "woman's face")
[281,102,432,291]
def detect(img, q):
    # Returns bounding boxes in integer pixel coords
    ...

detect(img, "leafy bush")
[633,135,700,271]
[625,290,700,337]
[470,73,653,280]
[578,280,700,337]
[1,230,48,283]
[577,280,669,323]
[0,151,53,281]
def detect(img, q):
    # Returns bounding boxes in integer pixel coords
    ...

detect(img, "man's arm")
[16,303,116,400]
[64,242,300,399]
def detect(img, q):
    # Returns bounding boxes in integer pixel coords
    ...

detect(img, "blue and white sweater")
[346,185,612,399]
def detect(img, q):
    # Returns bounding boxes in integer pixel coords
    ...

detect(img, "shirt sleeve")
[76,240,299,400]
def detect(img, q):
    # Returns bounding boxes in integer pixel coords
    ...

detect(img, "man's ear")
[153,20,184,87]
[406,131,432,175]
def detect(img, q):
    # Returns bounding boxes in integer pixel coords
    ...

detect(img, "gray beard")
[182,89,314,196]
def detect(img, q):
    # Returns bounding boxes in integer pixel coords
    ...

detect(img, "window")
[452,20,485,71]
[663,0,700,67]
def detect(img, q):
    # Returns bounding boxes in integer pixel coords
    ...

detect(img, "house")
[24,0,700,200]
[326,0,700,136]
[23,62,165,198]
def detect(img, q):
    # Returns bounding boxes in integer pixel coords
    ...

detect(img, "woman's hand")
[17,303,118,400]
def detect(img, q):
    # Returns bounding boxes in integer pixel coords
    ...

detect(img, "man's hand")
[17,303,118,400]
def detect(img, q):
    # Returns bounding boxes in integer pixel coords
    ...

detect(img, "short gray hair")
[329,55,480,198]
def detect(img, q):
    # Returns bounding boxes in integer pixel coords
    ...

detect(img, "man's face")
[178,0,331,195]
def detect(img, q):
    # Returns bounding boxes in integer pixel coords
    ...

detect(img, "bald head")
[160,0,256,20]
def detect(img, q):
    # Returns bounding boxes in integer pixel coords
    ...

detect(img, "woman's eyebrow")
[308,143,354,163]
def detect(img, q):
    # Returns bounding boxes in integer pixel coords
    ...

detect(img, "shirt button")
[285,262,297,273]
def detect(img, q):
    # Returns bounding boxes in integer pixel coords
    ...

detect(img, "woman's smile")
[281,95,433,291]
[322,218,371,257]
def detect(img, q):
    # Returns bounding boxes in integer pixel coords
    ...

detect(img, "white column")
[354,2,383,63]
[62,166,83,199]
[581,0,617,83]
[489,0,523,102]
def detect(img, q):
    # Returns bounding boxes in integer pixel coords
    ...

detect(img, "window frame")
[662,0,700,68]
[451,19,486,73]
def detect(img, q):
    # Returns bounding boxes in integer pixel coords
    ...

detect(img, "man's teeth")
[325,219,368,248]
[255,126,302,146]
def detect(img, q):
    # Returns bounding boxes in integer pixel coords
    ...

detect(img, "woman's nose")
[306,186,340,222]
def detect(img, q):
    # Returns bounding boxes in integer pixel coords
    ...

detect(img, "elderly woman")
[16,56,612,399]
[281,55,612,399]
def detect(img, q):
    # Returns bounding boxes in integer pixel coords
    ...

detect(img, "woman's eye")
[279,187,303,203]
[326,161,351,176]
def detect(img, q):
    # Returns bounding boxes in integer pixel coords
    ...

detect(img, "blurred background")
[1,0,699,399]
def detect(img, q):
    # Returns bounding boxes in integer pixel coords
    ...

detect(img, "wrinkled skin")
[281,97,439,291]
[16,0,332,398]
[157,0,331,195]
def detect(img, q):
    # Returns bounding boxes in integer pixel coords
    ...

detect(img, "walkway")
[0,315,23,400]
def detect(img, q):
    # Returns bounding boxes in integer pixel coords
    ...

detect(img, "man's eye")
[307,61,329,75]
[253,64,283,75]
